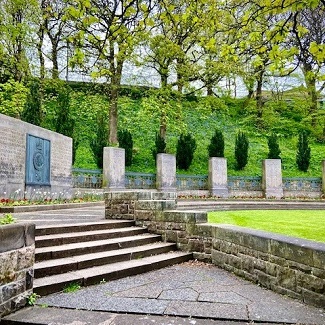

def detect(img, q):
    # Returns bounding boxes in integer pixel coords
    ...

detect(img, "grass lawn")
[208,210,325,243]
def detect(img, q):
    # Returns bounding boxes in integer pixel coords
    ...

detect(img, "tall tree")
[66,0,150,145]
[43,0,70,79]
[289,5,325,125]
[0,0,38,82]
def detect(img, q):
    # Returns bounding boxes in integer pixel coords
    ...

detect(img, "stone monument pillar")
[103,147,125,189]
[156,153,176,191]
[262,159,283,199]
[208,157,229,198]
[322,160,325,194]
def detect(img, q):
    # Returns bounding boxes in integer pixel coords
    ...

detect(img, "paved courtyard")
[33,260,325,324]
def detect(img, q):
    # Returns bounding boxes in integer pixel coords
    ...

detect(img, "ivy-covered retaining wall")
[105,191,325,308]
[0,223,35,318]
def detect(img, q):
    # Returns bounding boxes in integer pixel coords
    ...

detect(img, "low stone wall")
[105,191,325,308]
[0,223,35,318]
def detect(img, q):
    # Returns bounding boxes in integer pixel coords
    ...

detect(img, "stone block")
[241,256,256,273]
[255,270,276,289]
[298,273,325,294]
[274,286,301,300]
[156,154,176,191]
[311,267,325,279]
[105,191,138,201]
[0,225,24,253]
[208,157,229,198]
[276,268,297,291]
[196,224,213,237]
[270,239,314,266]
[262,159,284,199]
[188,239,205,252]
[192,252,211,263]
[265,261,278,277]
[313,248,325,269]
[134,210,156,221]
[301,288,325,308]
[103,147,125,189]
[211,249,229,266]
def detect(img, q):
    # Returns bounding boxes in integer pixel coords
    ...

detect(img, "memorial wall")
[0,114,72,199]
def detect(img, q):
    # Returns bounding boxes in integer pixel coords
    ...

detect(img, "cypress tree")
[208,129,225,157]
[152,132,166,161]
[118,129,133,166]
[235,131,249,170]
[267,133,281,159]
[176,133,196,170]
[296,130,311,172]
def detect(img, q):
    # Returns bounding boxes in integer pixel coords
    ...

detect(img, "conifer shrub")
[296,130,311,172]
[235,131,249,170]
[176,133,196,170]
[118,129,133,166]
[152,132,166,161]
[208,129,225,157]
[267,133,281,159]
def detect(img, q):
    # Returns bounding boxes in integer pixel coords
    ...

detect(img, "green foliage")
[176,133,197,170]
[0,213,16,225]
[63,282,81,293]
[118,129,133,166]
[152,132,166,161]
[235,131,249,170]
[27,293,40,306]
[296,130,311,172]
[0,80,28,117]
[21,78,42,126]
[208,129,225,157]
[90,112,108,168]
[267,133,281,159]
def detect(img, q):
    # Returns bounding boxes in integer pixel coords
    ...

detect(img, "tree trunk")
[51,40,59,79]
[159,73,168,140]
[256,69,264,121]
[108,43,123,145]
[206,80,213,96]
[303,64,318,126]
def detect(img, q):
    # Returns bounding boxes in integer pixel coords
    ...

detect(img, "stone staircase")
[33,220,192,296]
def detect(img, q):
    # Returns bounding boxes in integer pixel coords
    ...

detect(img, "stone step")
[35,226,147,248]
[36,233,162,261]
[34,242,177,278]
[35,220,135,236]
[33,252,192,296]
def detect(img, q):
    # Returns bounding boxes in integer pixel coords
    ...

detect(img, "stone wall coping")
[209,223,325,252]
[0,223,35,253]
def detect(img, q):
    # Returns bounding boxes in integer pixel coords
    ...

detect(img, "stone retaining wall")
[0,223,35,318]
[105,191,325,308]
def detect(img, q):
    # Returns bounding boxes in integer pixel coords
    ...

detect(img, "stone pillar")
[262,159,283,199]
[208,157,229,198]
[156,153,176,191]
[322,160,325,194]
[103,147,125,189]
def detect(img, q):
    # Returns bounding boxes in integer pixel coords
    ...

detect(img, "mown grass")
[208,210,325,243]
